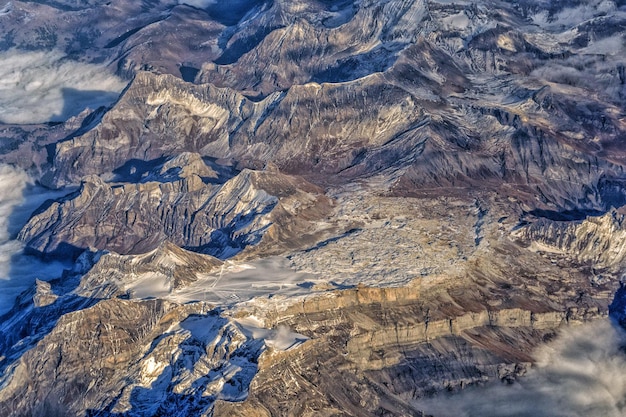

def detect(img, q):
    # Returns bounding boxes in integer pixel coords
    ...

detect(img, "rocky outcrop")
[20,153,332,258]
[1,188,623,417]
[32,279,57,308]
[0,298,173,417]
[514,210,626,271]
[45,74,248,187]
[0,297,227,417]
[213,279,608,417]
[36,0,626,215]
[0,232,613,417]
[199,0,428,95]
[0,242,261,417]
[46,70,429,188]
[75,242,224,299]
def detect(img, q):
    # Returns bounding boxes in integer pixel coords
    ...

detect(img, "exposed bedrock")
[515,210,626,272]
[45,65,626,213]
[20,152,332,258]
[2,188,624,417]
[0,246,613,417]
[214,285,610,416]
[2,0,626,416]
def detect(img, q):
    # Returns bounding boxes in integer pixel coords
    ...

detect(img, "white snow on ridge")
[155,256,322,305]
[125,272,172,299]
[236,316,308,351]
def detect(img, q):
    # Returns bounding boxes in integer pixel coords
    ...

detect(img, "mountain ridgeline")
[1,0,626,416]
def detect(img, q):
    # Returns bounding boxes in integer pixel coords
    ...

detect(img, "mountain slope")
[1,0,626,416]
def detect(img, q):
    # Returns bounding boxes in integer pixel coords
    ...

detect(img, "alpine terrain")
[1,0,626,416]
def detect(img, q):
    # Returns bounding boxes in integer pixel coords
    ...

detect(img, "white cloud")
[0,165,68,314]
[580,34,626,56]
[531,1,620,29]
[415,320,626,417]
[0,49,126,124]
[0,164,30,244]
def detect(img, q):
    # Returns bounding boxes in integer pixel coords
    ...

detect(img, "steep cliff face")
[45,75,248,187]
[212,251,611,417]
[22,153,331,258]
[514,210,626,272]
[0,219,616,417]
[0,243,262,417]
[0,295,270,417]
[0,298,175,417]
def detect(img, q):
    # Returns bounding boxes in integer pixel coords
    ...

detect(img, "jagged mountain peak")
[2,0,626,416]
[20,157,332,260]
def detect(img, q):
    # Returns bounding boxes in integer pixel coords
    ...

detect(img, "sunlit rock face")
[20,152,332,259]
[1,0,626,416]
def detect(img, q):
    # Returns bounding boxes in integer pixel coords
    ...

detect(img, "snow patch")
[163,257,321,305]
[236,316,308,351]
[125,272,172,299]
[441,11,471,30]
[579,34,626,56]
[141,357,168,383]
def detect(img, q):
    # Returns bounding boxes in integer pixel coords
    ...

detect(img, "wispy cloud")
[415,320,626,417]
[0,165,68,314]
[531,0,620,29]
[0,164,30,261]
[0,49,126,124]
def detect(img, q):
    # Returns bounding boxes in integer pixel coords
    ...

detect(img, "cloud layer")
[415,320,626,417]
[531,0,620,29]
[0,49,126,124]
[0,165,68,314]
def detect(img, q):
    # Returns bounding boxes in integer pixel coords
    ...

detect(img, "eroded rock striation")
[2,193,621,416]
[1,0,626,416]
[21,153,332,258]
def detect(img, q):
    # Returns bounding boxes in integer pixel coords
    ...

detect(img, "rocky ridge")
[21,153,332,258]
[1,0,626,416]
[515,209,626,272]
[2,192,621,416]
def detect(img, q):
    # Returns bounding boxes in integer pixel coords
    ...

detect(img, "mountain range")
[1,0,626,416]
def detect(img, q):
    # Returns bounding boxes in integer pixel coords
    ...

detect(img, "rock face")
[46,70,431,188]
[1,194,620,417]
[21,153,332,258]
[32,279,57,307]
[38,0,626,215]
[45,64,626,213]
[2,0,626,416]
[0,245,245,417]
[514,210,626,272]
